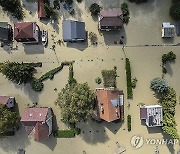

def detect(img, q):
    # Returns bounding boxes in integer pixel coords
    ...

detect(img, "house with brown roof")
[95,88,124,122]
[0,96,15,108]
[38,0,47,19]
[98,8,124,31]
[21,107,53,141]
[140,105,163,127]
[14,22,39,44]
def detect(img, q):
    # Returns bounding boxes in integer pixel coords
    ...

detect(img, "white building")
[140,105,163,127]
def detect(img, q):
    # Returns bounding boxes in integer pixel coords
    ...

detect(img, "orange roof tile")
[96,89,124,122]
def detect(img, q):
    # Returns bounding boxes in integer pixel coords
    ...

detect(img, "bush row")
[125,58,133,99]
[32,61,73,92]
[161,88,179,139]
[127,115,131,132]
[121,3,130,24]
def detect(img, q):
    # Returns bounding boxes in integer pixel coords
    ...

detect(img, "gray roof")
[0,22,9,41]
[62,20,86,41]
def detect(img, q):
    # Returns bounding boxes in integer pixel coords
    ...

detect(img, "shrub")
[121,3,129,16]
[121,3,130,23]
[77,0,83,3]
[126,58,133,99]
[89,32,98,45]
[131,78,137,89]
[162,66,167,74]
[123,16,130,24]
[127,115,131,131]
[170,4,180,20]
[95,77,102,84]
[73,127,81,135]
[89,3,101,16]
[53,130,75,138]
[150,77,170,93]
[162,51,176,64]
[128,0,148,3]
[32,80,44,92]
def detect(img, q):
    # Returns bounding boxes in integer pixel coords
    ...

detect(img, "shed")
[162,22,175,38]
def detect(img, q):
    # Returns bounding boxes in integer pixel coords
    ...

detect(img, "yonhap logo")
[130,135,144,149]
[130,134,179,149]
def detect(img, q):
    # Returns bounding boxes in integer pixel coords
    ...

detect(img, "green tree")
[0,105,19,134]
[89,3,101,16]
[0,61,36,85]
[55,83,95,124]
[44,3,57,20]
[170,4,180,20]
[0,0,24,20]
[150,77,170,93]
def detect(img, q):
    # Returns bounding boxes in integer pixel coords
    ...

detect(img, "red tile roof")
[14,22,34,40]
[0,96,10,105]
[99,8,123,29]
[38,0,47,19]
[96,89,124,122]
[21,107,52,141]
[34,122,49,141]
[21,107,48,122]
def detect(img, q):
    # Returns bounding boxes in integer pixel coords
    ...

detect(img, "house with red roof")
[38,0,47,19]
[95,88,124,122]
[98,8,124,31]
[14,22,39,44]
[21,107,53,141]
[0,96,15,108]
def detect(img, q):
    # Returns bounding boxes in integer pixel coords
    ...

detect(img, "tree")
[89,3,101,16]
[0,0,24,20]
[44,3,57,20]
[0,61,36,85]
[162,51,176,64]
[150,77,170,93]
[128,0,148,3]
[55,83,95,124]
[170,4,180,20]
[0,105,19,134]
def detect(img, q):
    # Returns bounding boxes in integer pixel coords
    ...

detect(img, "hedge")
[125,58,133,99]
[127,115,131,132]
[39,61,73,82]
[53,130,75,138]
[31,61,74,92]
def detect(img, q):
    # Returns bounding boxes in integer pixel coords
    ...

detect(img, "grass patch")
[126,58,133,99]
[101,68,117,88]
[53,130,75,138]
